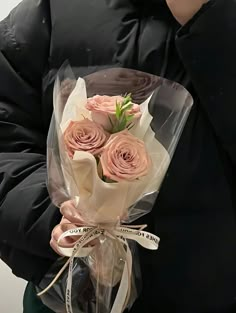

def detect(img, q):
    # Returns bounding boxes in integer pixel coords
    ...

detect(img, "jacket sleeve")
[176,0,236,165]
[0,0,61,282]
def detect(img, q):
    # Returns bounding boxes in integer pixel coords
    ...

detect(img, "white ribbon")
[38,225,160,313]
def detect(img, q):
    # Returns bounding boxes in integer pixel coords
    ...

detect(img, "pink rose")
[100,130,151,182]
[86,95,141,131]
[64,119,108,158]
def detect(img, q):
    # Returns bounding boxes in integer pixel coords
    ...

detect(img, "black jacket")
[1,0,236,312]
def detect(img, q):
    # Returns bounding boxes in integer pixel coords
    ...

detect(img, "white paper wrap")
[57,78,170,224]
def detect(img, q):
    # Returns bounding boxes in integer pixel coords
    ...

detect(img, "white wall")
[0,261,26,313]
[0,0,21,20]
[0,2,27,312]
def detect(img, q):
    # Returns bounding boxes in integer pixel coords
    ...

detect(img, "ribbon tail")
[110,240,132,313]
[66,253,75,313]
[37,227,98,298]
[122,245,132,311]
[37,258,71,297]
[65,228,101,313]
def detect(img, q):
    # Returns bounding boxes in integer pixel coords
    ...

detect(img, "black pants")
[23,283,54,313]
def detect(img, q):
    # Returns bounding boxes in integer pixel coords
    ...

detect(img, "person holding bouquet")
[0,0,236,313]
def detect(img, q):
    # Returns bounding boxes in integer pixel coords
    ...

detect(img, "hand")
[50,200,84,255]
[165,0,209,25]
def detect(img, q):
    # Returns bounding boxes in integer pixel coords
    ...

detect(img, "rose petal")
[64,119,109,158]
[100,130,151,182]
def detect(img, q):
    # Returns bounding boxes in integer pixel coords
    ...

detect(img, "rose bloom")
[86,95,141,130]
[64,119,108,158]
[100,130,151,182]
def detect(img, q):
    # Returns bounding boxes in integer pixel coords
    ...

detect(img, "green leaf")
[112,94,134,133]
[116,101,121,119]
[126,114,134,122]
[123,93,132,104]
[121,102,133,112]
[119,116,128,131]
[108,115,114,127]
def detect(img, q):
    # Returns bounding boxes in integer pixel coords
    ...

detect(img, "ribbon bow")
[38,224,160,313]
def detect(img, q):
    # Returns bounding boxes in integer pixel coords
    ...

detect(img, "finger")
[52,224,79,247]
[60,217,75,225]
[60,200,85,224]
[50,238,65,256]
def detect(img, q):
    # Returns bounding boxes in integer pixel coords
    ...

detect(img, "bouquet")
[37,66,193,313]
